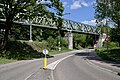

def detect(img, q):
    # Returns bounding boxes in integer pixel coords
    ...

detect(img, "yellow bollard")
[43,58,47,69]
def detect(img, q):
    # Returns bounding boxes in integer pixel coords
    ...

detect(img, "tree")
[94,0,120,45]
[110,28,120,45]
[47,36,57,50]
[73,33,87,48]
[0,0,64,50]
[95,0,120,26]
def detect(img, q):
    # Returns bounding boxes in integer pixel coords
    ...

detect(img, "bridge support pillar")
[65,30,73,49]
[94,33,107,48]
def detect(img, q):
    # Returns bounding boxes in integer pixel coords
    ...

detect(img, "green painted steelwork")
[0,15,100,35]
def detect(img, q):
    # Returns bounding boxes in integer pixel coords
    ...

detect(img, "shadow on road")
[74,50,120,68]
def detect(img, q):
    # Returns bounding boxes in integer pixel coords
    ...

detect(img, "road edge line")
[86,59,119,75]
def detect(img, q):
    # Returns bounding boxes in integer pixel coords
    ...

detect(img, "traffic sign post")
[105,36,109,53]
[43,49,48,69]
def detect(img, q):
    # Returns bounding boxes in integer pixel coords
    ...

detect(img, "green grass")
[0,49,73,64]
[0,40,73,64]
[95,47,120,62]
[0,58,17,64]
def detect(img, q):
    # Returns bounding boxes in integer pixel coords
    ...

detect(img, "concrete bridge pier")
[65,30,73,49]
[94,33,107,48]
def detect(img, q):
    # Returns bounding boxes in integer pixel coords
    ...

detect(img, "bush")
[47,36,57,50]
[103,42,119,48]
[60,37,68,48]
[0,41,49,60]
[95,47,120,62]
[76,44,83,49]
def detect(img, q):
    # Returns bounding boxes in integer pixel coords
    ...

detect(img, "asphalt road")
[0,50,78,80]
[54,50,120,80]
[1,49,120,80]
[0,59,43,80]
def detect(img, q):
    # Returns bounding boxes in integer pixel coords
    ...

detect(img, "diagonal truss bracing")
[0,15,100,35]
[30,15,100,35]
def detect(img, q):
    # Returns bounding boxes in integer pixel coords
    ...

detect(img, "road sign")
[43,49,48,54]
[105,36,109,42]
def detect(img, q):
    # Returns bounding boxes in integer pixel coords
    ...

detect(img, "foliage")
[103,41,119,48]
[95,47,120,62]
[0,41,50,60]
[108,42,119,48]
[12,24,60,41]
[0,40,72,60]
[94,0,120,46]
[73,33,86,48]
[42,29,59,40]
[85,35,95,48]
[59,37,68,48]
[100,26,111,34]
[0,58,17,64]
[47,36,57,50]
[0,0,64,49]
[47,36,68,50]
[95,0,120,26]
[109,28,120,45]
[76,44,83,49]
[73,33,95,49]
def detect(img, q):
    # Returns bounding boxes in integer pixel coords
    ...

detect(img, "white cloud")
[38,0,51,4]
[70,0,89,10]
[81,1,89,7]
[63,2,68,7]
[90,1,96,6]
[81,20,96,26]
[70,1,82,9]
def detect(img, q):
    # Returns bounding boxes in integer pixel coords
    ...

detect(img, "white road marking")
[24,74,33,80]
[86,59,118,75]
[47,54,73,70]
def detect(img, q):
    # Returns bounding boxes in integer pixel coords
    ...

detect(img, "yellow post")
[44,58,47,69]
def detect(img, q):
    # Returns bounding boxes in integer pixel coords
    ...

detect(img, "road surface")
[54,50,120,80]
[0,50,76,80]
[0,49,120,80]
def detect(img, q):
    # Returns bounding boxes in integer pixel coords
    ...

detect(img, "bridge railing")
[62,19,100,34]
[29,15,100,35]
[0,15,100,35]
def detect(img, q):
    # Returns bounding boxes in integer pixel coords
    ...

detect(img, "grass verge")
[0,58,17,64]
[95,47,120,62]
[0,49,73,64]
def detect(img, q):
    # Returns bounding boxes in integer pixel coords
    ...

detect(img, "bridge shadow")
[75,52,89,57]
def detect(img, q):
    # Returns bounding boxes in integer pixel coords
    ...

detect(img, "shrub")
[47,36,57,50]
[95,47,120,62]
[60,37,68,48]
[103,42,119,48]
[0,41,49,60]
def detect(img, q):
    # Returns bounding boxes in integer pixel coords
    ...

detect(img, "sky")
[61,0,96,26]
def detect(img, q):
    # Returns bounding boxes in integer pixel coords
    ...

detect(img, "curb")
[86,59,120,76]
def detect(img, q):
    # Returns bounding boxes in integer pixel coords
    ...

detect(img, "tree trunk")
[2,21,12,50]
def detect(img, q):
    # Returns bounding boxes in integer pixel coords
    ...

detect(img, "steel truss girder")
[29,15,100,35]
[0,15,100,35]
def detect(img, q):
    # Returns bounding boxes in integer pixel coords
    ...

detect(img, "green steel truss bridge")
[0,15,100,35]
